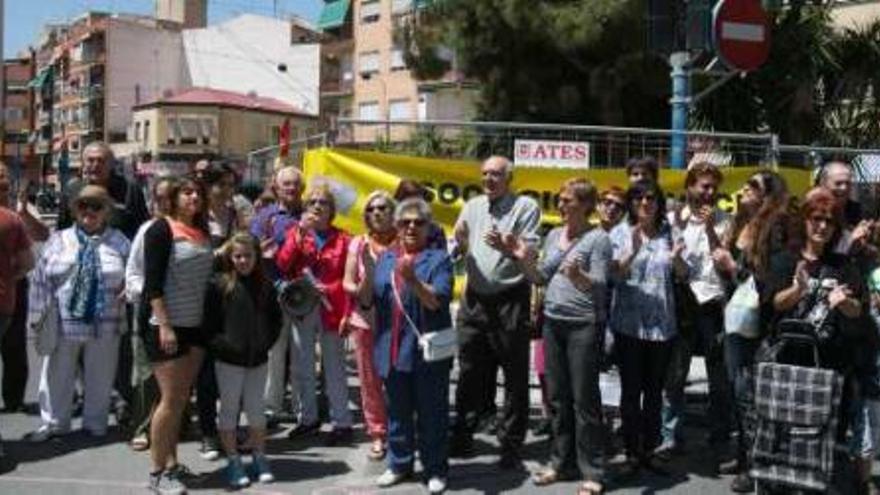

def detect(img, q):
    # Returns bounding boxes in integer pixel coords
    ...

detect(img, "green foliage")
[403,0,670,127]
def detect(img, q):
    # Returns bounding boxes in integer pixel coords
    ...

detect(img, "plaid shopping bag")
[750,362,843,492]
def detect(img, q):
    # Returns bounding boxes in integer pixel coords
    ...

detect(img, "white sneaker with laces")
[427,476,447,494]
[376,469,408,487]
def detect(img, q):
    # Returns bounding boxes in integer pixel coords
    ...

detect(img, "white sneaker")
[24,425,64,443]
[376,469,409,487]
[427,476,447,494]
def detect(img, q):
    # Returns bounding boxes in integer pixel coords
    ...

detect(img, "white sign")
[514,139,590,168]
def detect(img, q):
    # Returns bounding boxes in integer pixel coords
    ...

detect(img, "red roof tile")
[141,87,307,115]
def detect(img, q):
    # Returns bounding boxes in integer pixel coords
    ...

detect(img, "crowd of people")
[1,141,880,495]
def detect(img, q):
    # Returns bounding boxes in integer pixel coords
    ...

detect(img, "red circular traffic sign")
[713,0,771,72]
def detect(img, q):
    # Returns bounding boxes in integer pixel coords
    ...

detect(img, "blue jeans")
[662,299,732,447]
[384,359,451,478]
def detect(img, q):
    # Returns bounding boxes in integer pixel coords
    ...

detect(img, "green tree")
[403,0,670,127]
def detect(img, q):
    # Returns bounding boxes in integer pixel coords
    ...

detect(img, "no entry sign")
[713,0,771,72]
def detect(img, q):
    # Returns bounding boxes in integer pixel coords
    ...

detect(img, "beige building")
[832,0,880,28]
[318,0,478,143]
[128,87,317,174]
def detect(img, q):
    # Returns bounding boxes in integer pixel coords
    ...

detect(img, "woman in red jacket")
[276,183,353,445]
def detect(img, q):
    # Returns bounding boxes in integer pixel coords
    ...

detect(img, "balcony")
[321,76,354,96]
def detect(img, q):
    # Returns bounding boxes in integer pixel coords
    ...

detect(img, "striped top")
[143,218,214,328]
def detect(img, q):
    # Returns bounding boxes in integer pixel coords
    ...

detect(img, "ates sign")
[514,139,590,169]
[713,0,770,72]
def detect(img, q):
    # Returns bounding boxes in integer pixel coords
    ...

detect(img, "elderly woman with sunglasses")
[277,184,354,444]
[343,191,397,460]
[27,185,131,441]
[608,181,687,475]
[370,198,454,494]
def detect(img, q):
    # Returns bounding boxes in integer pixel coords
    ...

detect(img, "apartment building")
[129,87,318,174]
[318,0,478,143]
[3,57,36,179]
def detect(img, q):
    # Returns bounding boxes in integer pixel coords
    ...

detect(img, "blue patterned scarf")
[66,227,105,325]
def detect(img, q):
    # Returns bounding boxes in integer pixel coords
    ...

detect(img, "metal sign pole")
[670,51,690,170]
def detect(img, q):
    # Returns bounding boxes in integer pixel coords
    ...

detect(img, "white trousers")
[264,313,301,415]
[38,333,120,434]
[291,309,352,427]
[216,361,268,431]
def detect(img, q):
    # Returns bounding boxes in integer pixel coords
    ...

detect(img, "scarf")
[66,227,106,326]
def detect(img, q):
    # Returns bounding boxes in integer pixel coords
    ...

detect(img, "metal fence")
[244,133,329,185]
[332,118,779,169]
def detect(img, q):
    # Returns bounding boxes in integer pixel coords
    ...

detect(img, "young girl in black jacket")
[204,232,281,488]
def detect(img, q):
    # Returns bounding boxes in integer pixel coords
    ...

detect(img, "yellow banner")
[303,147,814,235]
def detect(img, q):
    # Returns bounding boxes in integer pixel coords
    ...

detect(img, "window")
[390,48,406,71]
[392,0,412,14]
[143,120,150,144]
[178,117,201,145]
[359,101,380,121]
[5,108,23,121]
[389,99,410,120]
[358,51,380,76]
[166,117,179,145]
[134,122,141,141]
[201,118,216,145]
[361,0,381,23]
[418,92,429,121]
[271,126,281,144]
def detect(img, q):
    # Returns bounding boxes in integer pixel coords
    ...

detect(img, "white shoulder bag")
[391,275,457,363]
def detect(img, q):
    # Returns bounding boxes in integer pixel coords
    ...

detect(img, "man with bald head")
[451,156,542,470]
[821,160,862,227]
[250,165,306,423]
[58,141,149,239]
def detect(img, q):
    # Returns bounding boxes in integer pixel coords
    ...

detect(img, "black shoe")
[287,422,320,439]
[533,418,552,437]
[498,449,524,471]
[718,458,740,475]
[730,473,755,493]
[449,435,474,458]
[325,427,353,447]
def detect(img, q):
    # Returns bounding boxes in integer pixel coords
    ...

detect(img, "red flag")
[279,118,290,158]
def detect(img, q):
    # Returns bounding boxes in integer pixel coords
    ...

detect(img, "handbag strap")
[544,229,588,279]
[390,273,424,339]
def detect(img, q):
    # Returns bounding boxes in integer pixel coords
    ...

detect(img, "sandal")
[531,468,562,486]
[130,434,150,451]
[577,481,605,495]
[367,439,386,461]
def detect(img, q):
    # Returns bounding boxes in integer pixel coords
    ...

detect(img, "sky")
[4,0,323,58]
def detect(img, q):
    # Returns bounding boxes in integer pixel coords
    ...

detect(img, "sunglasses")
[77,199,106,212]
[633,194,657,203]
[366,204,389,213]
[398,218,427,228]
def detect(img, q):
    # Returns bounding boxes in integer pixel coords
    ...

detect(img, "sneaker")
[287,421,320,439]
[199,436,222,461]
[225,457,251,489]
[718,458,741,475]
[149,470,187,495]
[652,441,679,461]
[376,469,410,488]
[24,425,63,443]
[249,454,275,483]
[427,476,447,494]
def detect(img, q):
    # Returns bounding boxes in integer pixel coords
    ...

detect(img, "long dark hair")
[166,174,209,233]
[626,181,667,232]
[728,170,791,278]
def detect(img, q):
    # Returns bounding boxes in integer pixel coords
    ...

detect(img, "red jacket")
[276,224,350,332]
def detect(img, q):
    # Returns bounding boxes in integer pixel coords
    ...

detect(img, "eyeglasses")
[398,218,427,228]
[77,199,106,212]
[366,204,389,213]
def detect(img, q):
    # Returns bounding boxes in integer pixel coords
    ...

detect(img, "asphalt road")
[0,340,762,495]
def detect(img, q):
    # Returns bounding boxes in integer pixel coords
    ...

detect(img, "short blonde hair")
[304,184,337,219]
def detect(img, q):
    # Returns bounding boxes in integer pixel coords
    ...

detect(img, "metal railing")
[332,118,779,169]
[244,133,329,184]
